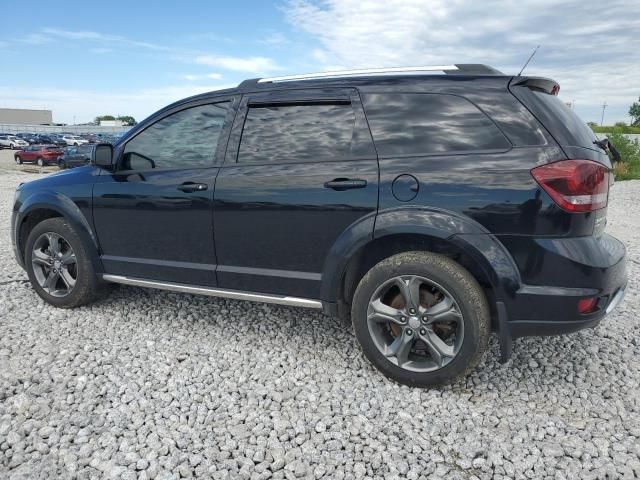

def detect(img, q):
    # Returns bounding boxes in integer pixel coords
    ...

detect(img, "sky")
[1,0,638,126]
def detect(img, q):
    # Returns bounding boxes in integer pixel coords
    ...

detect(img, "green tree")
[629,97,640,126]
[116,115,137,126]
[94,115,115,124]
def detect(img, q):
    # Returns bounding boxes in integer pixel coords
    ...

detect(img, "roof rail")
[256,64,501,84]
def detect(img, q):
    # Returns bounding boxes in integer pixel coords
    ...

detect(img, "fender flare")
[15,191,103,273]
[320,206,521,305]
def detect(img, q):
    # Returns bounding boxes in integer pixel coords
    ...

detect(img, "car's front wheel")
[351,251,490,387]
[58,160,67,170]
[15,155,22,164]
[36,157,44,167]
[25,218,102,308]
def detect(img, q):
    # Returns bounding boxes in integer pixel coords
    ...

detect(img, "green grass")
[590,125,640,134]
[606,131,640,180]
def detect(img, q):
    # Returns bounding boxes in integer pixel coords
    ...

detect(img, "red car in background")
[14,145,63,166]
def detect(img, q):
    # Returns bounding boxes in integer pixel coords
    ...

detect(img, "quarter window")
[238,102,355,163]
[122,102,229,170]
[363,93,510,156]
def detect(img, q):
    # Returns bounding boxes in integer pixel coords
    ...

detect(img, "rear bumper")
[500,233,627,338]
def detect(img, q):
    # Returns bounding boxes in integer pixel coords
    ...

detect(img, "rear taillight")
[531,160,609,212]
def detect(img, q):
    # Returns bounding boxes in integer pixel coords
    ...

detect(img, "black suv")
[11,65,627,386]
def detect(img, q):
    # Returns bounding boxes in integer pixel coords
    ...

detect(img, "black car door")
[213,88,379,299]
[92,97,237,286]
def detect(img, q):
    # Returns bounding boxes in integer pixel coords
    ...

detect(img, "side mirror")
[93,143,113,167]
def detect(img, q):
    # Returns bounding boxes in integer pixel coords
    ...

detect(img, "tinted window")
[363,93,510,156]
[238,102,355,163]
[122,102,229,170]
[529,90,598,149]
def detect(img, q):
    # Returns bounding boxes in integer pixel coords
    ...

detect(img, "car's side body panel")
[212,88,379,298]
[90,95,238,286]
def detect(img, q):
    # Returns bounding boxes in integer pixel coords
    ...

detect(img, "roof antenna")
[517,45,540,76]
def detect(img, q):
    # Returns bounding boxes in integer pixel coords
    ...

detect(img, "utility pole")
[600,101,607,126]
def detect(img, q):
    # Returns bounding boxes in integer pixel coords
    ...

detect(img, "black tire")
[36,157,44,167]
[15,156,22,164]
[351,251,490,387]
[58,160,66,170]
[9,143,14,149]
[25,218,102,308]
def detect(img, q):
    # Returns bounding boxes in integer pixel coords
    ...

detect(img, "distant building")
[99,119,124,127]
[0,108,53,125]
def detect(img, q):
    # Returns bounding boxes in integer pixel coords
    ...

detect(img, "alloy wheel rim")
[367,275,464,372]
[31,232,77,297]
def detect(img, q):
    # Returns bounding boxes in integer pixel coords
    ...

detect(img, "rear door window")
[362,93,511,157]
[237,102,356,164]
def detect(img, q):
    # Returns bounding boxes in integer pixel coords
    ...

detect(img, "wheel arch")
[320,207,522,328]
[16,193,102,273]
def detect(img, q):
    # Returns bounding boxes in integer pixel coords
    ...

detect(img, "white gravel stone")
[0,170,638,479]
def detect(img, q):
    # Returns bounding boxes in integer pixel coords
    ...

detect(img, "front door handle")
[178,182,208,193]
[324,178,367,191]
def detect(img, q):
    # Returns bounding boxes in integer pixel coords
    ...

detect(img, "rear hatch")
[509,76,611,167]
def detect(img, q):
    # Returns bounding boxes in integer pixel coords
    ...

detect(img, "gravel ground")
[0,170,638,480]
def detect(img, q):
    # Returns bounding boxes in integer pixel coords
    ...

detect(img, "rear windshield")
[45,147,60,151]
[512,85,598,151]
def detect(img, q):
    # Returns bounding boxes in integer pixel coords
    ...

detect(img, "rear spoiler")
[510,77,560,96]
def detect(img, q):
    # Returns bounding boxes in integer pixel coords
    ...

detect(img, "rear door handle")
[324,178,367,191]
[178,182,208,193]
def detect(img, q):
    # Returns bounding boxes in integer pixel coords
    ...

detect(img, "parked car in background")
[16,133,40,145]
[50,134,70,147]
[14,145,63,166]
[57,144,94,169]
[34,134,64,147]
[0,135,29,149]
[62,135,89,146]
[79,134,98,143]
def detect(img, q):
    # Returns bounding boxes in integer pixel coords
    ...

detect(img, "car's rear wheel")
[15,155,22,164]
[9,143,14,149]
[25,218,102,308]
[351,251,490,387]
[36,157,44,166]
[58,160,66,170]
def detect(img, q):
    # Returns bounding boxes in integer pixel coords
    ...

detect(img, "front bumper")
[500,233,627,338]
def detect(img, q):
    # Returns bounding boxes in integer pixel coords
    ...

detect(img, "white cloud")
[261,32,288,45]
[284,0,640,122]
[182,73,223,81]
[194,55,279,74]
[14,27,280,76]
[41,28,170,51]
[0,83,235,125]
[19,33,52,45]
